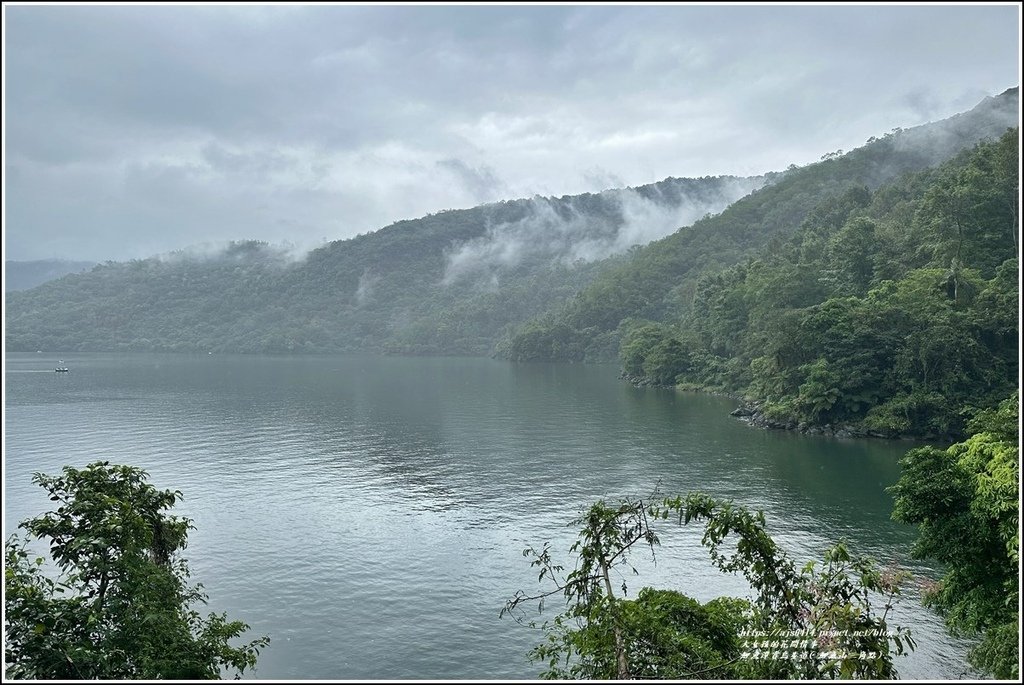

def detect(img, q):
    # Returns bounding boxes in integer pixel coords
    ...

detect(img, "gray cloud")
[3,4,1019,261]
[436,159,507,203]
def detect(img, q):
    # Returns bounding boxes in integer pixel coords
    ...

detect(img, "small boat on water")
[55,360,69,373]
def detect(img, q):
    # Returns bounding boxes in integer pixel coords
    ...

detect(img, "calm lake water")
[4,353,979,679]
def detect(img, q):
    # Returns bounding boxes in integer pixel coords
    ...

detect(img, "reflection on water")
[4,353,978,679]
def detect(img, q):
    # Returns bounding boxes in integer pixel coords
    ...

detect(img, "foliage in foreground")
[4,462,269,679]
[503,493,913,679]
[890,392,1020,679]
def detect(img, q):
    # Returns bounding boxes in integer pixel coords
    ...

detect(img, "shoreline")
[621,372,944,444]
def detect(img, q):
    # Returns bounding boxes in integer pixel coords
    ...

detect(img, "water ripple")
[4,353,978,679]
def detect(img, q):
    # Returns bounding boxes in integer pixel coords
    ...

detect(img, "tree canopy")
[889,392,1019,679]
[4,461,269,679]
[595,129,1018,440]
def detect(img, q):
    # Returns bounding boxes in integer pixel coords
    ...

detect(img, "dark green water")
[3,352,978,679]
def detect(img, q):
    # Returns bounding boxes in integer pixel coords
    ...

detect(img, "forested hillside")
[6,174,770,356]
[501,88,1018,364]
[615,129,1018,440]
[5,87,1017,383]
[5,176,763,355]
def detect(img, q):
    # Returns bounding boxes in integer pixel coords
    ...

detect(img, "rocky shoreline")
[621,372,931,441]
[728,402,889,439]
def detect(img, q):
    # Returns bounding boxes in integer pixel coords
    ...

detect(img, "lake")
[3,352,978,679]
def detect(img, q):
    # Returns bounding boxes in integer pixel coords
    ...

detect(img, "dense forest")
[612,129,1018,440]
[504,91,1018,440]
[502,88,1018,364]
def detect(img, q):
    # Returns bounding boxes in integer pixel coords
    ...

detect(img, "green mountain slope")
[501,87,1019,363]
[617,127,1018,440]
[6,88,1016,367]
[5,175,764,354]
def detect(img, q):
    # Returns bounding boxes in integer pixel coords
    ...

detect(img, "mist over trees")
[501,88,1017,365]
[5,175,762,356]
[504,90,1018,441]
[609,129,1018,440]
[5,89,1017,364]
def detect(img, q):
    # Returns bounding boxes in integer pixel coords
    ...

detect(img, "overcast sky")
[3,3,1020,262]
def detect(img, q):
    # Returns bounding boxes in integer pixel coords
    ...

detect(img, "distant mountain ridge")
[5,174,766,354]
[5,86,1018,356]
